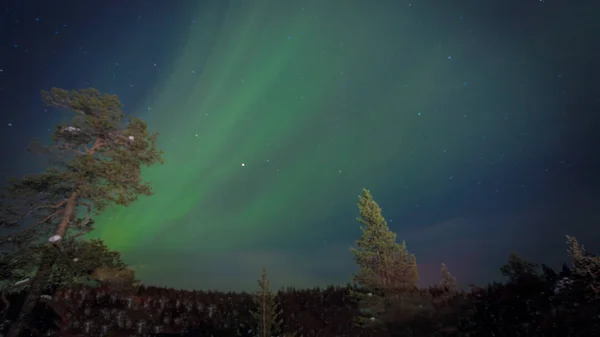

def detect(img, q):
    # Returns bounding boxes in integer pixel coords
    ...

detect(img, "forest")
[0,88,599,337]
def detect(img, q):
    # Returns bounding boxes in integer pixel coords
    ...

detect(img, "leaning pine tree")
[350,188,419,331]
[251,267,281,337]
[2,88,163,337]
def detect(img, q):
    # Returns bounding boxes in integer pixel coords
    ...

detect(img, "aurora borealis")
[1,0,600,291]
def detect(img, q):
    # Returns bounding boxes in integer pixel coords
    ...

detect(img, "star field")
[1,0,599,291]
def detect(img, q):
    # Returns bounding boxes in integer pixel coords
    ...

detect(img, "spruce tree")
[350,188,419,329]
[251,267,280,337]
[439,263,457,293]
[432,263,458,308]
[407,253,419,286]
[566,235,600,297]
[2,88,163,337]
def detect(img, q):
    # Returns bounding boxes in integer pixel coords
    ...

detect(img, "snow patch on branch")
[14,279,29,286]
[62,126,81,133]
[48,235,62,243]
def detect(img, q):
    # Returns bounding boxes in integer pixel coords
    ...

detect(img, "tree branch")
[37,209,63,227]
[0,277,32,321]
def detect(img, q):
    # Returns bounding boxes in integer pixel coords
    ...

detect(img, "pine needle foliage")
[251,267,281,337]
[2,88,163,337]
[349,188,419,329]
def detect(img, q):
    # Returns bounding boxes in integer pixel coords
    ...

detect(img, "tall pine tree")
[350,188,419,329]
[1,88,163,337]
[251,267,281,337]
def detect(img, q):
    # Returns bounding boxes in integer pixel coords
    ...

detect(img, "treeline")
[335,189,600,336]
[0,88,599,337]
[1,246,599,337]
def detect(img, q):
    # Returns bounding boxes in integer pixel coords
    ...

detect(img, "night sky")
[1,0,599,292]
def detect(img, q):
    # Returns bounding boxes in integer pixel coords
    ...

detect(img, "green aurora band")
[90,0,555,289]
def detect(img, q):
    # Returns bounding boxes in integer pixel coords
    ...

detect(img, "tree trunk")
[7,192,77,337]
[6,249,57,337]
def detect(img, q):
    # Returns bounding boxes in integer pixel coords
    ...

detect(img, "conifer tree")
[251,267,280,337]
[0,238,127,289]
[1,88,163,337]
[0,238,127,324]
[500,252,539,284]
[431,263,458,309]
[350,188,419,329]
[566,235,600,297]
[407,254,419,286]
[439,263,457,293]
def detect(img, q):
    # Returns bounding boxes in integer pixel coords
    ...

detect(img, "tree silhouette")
[500,252,539,284]
[350,188,419,332]
[566,235,600,298]
[2,88,163,337]
[439,263,457,294]
[250,267,280,337]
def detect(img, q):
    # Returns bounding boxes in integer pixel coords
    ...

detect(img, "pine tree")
[500,252,539,284]
[0,238,127,324]
[566,235,600,297]
[349,188,419,329]
[2,88,163,337]
[251,267,280,337]
[407,254,419,286]
[439,263,457,293]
